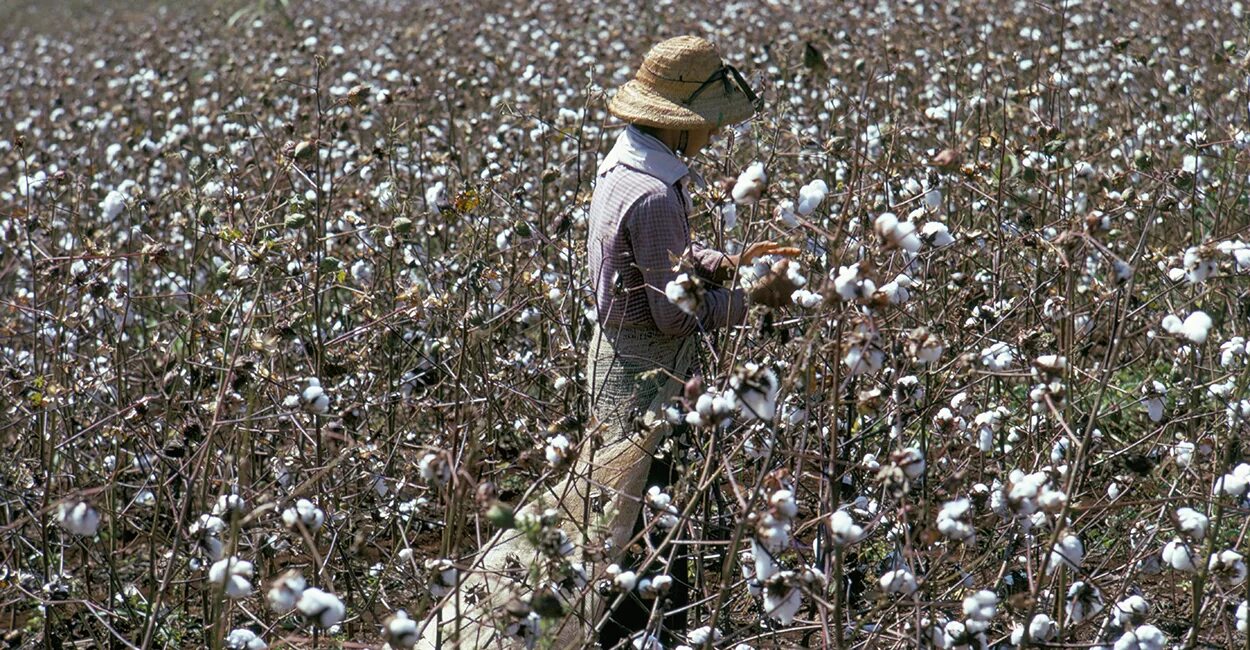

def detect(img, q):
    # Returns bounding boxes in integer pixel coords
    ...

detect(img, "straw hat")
[608,35,760,130]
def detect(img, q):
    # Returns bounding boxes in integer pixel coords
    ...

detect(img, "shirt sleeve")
[690,241,731,284]
[625,191,748,337]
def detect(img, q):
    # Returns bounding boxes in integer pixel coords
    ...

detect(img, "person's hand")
[747,259,800,308]
[734,241,801,267]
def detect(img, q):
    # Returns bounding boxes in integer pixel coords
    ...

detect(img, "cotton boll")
[1048,534,1084,574]
[383,610,418,649]
[544,434,571,467]
[775,199,798,227]
[936,498,975,542]
[297,587,346,628]
[425,558,458,597]
[1162,538,1198,572]
[57,501,101,536]
[797,179,828,216]
[225,629,267,650]
[1065,581,1104,625]
[208,556,254,599]
[1162,311,1212,344]
[791,288,822,309]
[721,203,738,230]
[299,378,330,414]
[1010,614,1056,645]
[1237,600,1247,634]
[732,162,767,204]
[962,590,998,631]
[763,577,802,624]
[1112,595,1149,626]
[879,568,918,595]
[920,221,954,248]
[829,509,865,545]
[1215,463,1250,497]
[425,181,445,210]
[1175,507,1208,540]
[281,498,325,531]
[267,571,306,612]
[1113,624,1166,650]
[1207,549,1247,586]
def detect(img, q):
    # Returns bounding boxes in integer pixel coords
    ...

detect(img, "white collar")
[597,125,691,186]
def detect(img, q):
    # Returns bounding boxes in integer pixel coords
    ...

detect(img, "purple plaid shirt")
[587,126,747,337]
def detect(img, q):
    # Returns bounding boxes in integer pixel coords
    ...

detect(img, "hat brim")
[608,78,756,130]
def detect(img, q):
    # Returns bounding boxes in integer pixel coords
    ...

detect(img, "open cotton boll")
[732,162,767,204]
[208,556,254,599]
[775,199,798,227]
[874,212,922,253]
[267,571,306,612]
[721,203,738,230]
[1175,507,1208,540]
[796,179,828,216]
[879,568,918,595]
[791,288,822,309]
[424,181,445,210]
[383,610,418,649]
[57,501,102,536]
[1215,463,1250,497]
[281,498,325,531]
[1207,549,1247,586]
[1162,538,1198,572]
[829,509,865,546]
[1113,624,1167,650]
[1065,581,1104,625]
[225,629,267,650]
[1237,600,1247,634]
[962,590,998,631]
[1011,614,1056,645]
[763,578,802,624]
[936,498,975,542]
[920,221,954,248]
[297,587,346,628]
[1047,534,1084,574]
[1162,310,1212,344]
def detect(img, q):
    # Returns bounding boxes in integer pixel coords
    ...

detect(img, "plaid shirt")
[587,126,747,337]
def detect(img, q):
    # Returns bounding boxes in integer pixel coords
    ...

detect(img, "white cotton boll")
[1048,534,1084,574]
[1162,538,1199,572]
[425,181,445,210]
[797,179,828,216]
[299,378,330,414]
[383,610,418,649]
[732,162,767,204]
[1175,507,1208,540]
[57,501,101,536]
[213,494,246,517]
[763,580,802,624]
[924,187,942,210]
[1011,614,1056,645]
[100,190,127,221]
[1163,311,1212,344]
[776,199,798,227]
[894,447,926,480]
[1172,441,1195,467]
[425,559,458,597]
[613,570,638,592]
[1065,581,1104,625]
[297,587,346,628]
[1237,600,1247,634]
[544,434,571,467]
[920,221,954,248]
[770,489,798,519]
[879,568,918,595]
[281,498,325,531]
[1215,463,1250,497]
[225,629,267,650]
[418,452,451,486]
[267,571,306,612]
[350,259,374,285]
[630,632,663,650]
[829,510,865,545]
[1113,624,1166,650]
[980,342,1016,370]
[1208,549,1247,585]
[1112,595,1148,626]
[963,590,998,630]
[208,556,254,599]
[936,498,975,542]
[687,626,721,645]
[665,273,700,316]
[791,288,822,309]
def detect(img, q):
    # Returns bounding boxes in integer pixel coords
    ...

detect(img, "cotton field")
[2,0,1250,648]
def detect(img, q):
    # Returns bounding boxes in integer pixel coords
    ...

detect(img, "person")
[585,35,797,647]
[415,35,795,650]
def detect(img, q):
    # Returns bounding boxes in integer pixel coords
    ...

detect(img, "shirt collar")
[597,124,690,186]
